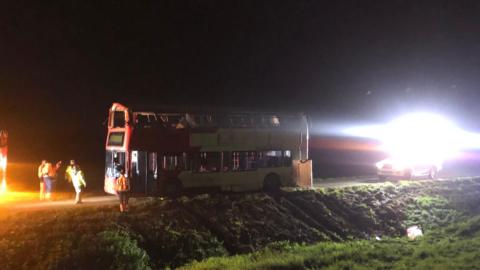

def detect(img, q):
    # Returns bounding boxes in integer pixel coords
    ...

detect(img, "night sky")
[2,0,480,167]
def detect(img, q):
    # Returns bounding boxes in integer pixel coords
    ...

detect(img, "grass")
[0,204,227,269]
[403,195,464,231]
[180,215,480,270]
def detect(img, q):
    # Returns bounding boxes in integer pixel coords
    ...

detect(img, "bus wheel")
[163,180,183,197]
[263,173,281,192]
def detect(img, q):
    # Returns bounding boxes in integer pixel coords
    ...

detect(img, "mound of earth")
[0,178,480,269]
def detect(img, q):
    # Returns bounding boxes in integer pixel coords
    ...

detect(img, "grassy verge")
[180,215,480,270]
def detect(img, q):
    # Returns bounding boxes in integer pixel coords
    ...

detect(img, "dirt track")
[1,175,477,212]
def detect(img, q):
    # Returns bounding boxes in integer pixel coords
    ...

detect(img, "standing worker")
[41,161,54,200]
[41,160,62,200]
[65,160,86,204]
[115,166,130,212]
[38,160,46,200]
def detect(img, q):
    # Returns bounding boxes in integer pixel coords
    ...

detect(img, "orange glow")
[0,179,6,194]
[0,154,6,195]
[0,191,39,204]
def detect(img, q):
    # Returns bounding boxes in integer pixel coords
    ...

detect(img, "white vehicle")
[375,157,442,180]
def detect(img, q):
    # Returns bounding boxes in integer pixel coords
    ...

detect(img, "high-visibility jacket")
[66,166,86,188]
[41,163,55,177]
[76,171,86,188]
[65,165,75,183]
[115,174,130,192]
[38,164,44,178]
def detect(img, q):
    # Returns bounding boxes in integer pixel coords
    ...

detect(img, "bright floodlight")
[341,112,480,163]
[380,113,462,162]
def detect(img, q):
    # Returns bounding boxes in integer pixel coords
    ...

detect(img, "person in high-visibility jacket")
[41,161,55,200]
[115,166,130,212]
[38,160,46,200]
[65,160,86,204]
[41,160,62,200]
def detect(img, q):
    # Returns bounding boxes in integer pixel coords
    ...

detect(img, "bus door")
[130,151,158,195]
[106,150,126,177]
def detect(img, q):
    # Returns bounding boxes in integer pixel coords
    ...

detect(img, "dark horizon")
[2,1,480,171]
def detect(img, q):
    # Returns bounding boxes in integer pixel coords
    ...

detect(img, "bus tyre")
[163,180,183,197]
[263,173,281,192]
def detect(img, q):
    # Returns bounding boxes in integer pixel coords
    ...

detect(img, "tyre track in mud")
[176,193,328,254]
[167,187,417,255]
[175,196,240,254]
[271,192,344,240]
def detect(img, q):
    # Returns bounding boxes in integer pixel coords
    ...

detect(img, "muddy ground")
[1,178,480,269]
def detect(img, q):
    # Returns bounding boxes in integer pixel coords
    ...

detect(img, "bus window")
[105,151,114,177]
[162,153,189,171]
[283,150,292,161]
[231,151,257,171]
[112,111,126,128]
[148,152,157,179]
[246,152,257,170]
[270,116,280,127]
[114,151,126,168]
[136,114,149,127]
[205,115,216,127]
[158,115,169,127]
[284,150,292,165]
[207,152,220,172]
[162,155,177,171]
[194,152,221,172]
[193,115,204,126]
[221,151,231,171]
[232,152,240,171]
[106,151,125,178]
[107,132,125,146]
[258,150,283,167]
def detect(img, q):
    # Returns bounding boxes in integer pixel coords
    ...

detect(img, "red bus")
[104,103,312,195]
[0,130,7,192]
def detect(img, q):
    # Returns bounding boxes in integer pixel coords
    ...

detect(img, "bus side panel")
[180,170,261,192]
[292,160,312,187]
[180,168,293,191]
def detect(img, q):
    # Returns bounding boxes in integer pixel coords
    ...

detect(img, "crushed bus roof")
[111,103,309,130]
[121,102,307,116]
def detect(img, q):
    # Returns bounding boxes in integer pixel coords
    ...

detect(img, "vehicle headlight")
[393,163,406,171]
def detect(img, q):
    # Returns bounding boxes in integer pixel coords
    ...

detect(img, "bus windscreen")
[108,132,124,146]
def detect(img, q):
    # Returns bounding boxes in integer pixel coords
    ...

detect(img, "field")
[1,178,480,269]
[180,215,480,270]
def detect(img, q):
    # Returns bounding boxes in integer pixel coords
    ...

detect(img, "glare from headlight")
[342,112,478,164]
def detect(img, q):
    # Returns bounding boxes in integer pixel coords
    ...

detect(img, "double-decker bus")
[104,103,312,195]
[0,130,7,192]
